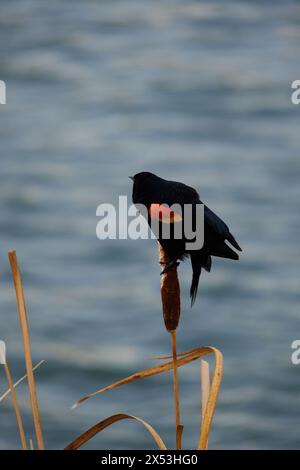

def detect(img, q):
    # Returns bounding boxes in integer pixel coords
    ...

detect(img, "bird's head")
[129,172,159,185]
[130,172,161,205]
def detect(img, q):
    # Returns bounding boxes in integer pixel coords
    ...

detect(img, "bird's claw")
[160,260,180,275]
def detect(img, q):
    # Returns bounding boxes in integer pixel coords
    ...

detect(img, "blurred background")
[0,0,300,450]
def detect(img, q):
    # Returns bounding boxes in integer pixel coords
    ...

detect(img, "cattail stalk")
[159,244,183,449]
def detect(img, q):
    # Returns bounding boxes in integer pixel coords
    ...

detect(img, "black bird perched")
[130,172,242,306]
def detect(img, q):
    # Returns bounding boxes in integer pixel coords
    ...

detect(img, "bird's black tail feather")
[190,268,201,306]
[227,232,242,252]
[211,242,239,260]
[190,253,202,306]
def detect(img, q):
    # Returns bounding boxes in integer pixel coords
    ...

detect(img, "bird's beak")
[128,176,134,181]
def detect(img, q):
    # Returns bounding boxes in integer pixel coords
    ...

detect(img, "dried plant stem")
[8,251,45,450]
[201,360,210,423]
[3,361,27,450]
[65,413,167,450]
[201,360,210,450]
[171,330,183,449]
[197,348,222,450]
[72,241,223,450]
[159,243,183,448]
[71,346,223,450]
[73,346,221,404]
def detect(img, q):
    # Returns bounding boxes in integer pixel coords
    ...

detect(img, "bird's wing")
[157,181,200,206]
[204,205,242,251]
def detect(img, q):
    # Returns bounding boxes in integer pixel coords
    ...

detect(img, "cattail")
[159,244,180,332]
[71,244,223,451]
[158,243,183,448]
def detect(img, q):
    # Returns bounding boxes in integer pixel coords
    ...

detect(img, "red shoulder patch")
[149,204,182,223]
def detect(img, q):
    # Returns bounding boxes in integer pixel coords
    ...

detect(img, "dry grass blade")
[72,347,217,406]
[200,360,210,450]
[64,413,167,450]
[197,349,223,450]
[201,360,210,424]
[0,360,45,403]
[72,346,209,408]
[3,361,27,449]
[72,346,222,449]
[8,251,45,450]
[146,346,210,361]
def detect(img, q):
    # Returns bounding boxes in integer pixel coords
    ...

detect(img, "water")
[0,0,300,449]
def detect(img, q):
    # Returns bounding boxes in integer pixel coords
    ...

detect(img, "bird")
[130,172,242,306]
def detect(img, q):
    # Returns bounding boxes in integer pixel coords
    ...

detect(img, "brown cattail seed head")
[159,244,181,332]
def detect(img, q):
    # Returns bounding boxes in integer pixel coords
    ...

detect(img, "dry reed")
[0,341,27,449]
[1,248,223,450]
[201,360,210,450]
[8,251,45,450]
